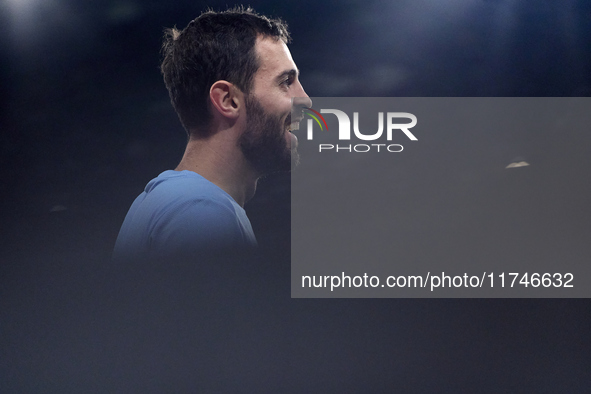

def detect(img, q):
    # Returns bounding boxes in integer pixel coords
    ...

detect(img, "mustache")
[286,107,306,125]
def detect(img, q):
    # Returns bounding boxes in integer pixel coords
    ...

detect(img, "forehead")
[253,36,296,81]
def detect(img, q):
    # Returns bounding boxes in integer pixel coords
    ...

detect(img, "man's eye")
[281,77,294,86]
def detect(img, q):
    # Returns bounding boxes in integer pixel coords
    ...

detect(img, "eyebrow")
[275,69,299,83]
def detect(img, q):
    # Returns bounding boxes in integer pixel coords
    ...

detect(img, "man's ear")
[209,81,243,120]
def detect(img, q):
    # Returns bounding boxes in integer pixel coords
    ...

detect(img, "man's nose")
[293,82,312,108]
[292,96,312,111]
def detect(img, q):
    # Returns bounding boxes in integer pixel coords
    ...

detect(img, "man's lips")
[287,115,303,131]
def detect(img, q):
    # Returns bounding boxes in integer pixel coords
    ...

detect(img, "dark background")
[2,0,590,392]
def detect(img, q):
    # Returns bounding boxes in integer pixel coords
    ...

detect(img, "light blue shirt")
[114,170,257,260]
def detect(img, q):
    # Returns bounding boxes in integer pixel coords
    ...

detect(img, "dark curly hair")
[160,6,291,136]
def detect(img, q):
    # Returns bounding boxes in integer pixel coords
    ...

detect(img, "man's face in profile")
[239,36,310,174]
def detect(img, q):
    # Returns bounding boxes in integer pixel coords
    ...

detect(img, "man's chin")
[285,131,299,170]
[290,149,300,170]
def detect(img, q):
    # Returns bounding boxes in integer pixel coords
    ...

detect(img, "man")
[114,7,310,260]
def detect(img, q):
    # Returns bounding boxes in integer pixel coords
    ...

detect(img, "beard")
[238,95,299,175]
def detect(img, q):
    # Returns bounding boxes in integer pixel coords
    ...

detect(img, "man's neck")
[175,137,259,207]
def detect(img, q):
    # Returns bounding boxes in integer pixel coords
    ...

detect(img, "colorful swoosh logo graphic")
[303,107,329,131]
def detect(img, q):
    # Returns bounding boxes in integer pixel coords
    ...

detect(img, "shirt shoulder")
[114,171,257,261]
